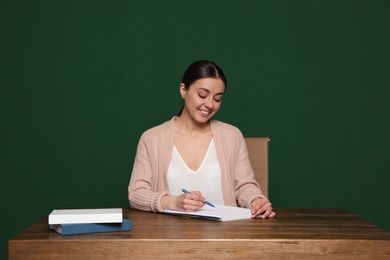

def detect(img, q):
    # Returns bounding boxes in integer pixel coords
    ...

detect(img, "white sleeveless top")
[167,139,224,205]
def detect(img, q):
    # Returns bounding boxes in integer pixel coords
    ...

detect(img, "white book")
[48,208,123,225]
[164,205,255,221]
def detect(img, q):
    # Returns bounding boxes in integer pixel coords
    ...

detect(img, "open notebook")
[163,205,253,221]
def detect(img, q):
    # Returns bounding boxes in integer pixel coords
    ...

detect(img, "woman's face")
[180,77,225,124]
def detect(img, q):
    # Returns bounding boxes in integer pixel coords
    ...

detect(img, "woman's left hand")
[250,197,276,219]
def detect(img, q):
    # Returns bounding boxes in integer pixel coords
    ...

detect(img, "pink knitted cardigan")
[128,117,266,212]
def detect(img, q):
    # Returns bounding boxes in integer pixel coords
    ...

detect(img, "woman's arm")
[128,128,207,213]
[233,131,275,218]
[128,135,167,212]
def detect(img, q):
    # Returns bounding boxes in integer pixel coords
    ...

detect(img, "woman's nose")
[205,97,213,109]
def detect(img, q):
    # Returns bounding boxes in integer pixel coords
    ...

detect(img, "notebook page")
[163,204,251,221]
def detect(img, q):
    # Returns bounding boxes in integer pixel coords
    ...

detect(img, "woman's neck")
[174,114,211,137]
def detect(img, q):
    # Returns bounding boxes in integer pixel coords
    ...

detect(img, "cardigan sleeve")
[128,133,167,213]
[232,129,266,208]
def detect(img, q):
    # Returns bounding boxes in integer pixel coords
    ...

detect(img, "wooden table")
[9,208,390,259]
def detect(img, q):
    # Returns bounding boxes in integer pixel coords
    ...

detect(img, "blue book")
[50,218,132,235]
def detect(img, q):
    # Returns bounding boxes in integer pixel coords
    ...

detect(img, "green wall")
[1,0,389,257]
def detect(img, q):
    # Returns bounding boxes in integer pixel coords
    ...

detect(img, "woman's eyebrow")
[197,87,210,93]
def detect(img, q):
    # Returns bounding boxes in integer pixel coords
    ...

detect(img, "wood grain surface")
[9,208,390,259]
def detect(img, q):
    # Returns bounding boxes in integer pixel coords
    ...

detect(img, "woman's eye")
[199,94,206,99]
[214,99,221,103]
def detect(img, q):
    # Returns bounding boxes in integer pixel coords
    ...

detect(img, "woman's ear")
[180,83,186,99]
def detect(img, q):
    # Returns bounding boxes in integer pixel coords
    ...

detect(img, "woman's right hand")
[162,191,206,212]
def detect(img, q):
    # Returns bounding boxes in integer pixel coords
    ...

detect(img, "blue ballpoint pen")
[181,188,215,208]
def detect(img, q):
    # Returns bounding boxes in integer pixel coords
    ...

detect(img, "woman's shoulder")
[139,117,174,141]
[211,119,243,137]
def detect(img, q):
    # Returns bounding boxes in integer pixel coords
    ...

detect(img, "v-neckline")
[173,139,214,173]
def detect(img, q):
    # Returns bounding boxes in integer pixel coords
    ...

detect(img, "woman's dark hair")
[177,60,227,116]
[181,60,227,90]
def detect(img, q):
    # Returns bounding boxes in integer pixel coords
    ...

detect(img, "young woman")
[128,60,275,219]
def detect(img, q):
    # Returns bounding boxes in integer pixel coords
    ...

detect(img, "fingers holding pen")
[178,191,206,211]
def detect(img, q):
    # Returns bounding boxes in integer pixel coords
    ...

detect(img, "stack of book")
[48,208,132,235]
